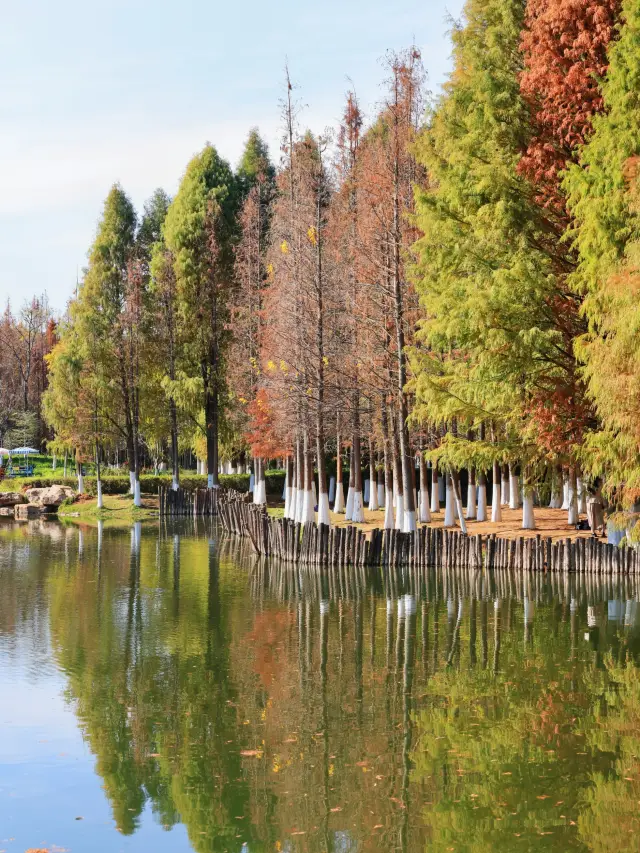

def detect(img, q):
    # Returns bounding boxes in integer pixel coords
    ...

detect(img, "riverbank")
[28,489,600,541]
[58,494,158,525]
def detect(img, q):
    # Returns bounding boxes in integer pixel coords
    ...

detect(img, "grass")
[58,494,158,526]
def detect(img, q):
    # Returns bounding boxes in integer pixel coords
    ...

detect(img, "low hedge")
[4,470,286,497]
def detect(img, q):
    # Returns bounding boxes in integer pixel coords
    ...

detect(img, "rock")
[24,485,76,509]
[15,503,43,520]
[0,491,26,507]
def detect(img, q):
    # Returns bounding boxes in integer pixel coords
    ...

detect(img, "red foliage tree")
[519,0,621,218]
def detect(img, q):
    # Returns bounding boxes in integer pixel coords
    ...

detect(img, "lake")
[1,519,639,852]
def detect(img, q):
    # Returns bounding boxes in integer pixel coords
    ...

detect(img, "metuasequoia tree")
[163,145,240,488]
[230,129,276,502]
[564,0,640,505]
[409,0,580,530]
[59,184,151,504]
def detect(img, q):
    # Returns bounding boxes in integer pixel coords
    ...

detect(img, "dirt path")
[329,505,598,542]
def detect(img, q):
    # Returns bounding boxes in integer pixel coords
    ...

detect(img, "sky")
[1,0,465,314]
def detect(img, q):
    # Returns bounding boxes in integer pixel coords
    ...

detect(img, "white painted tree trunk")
[333,480,345,513]
[352,489,365,523]
[567,467,579,525]
[522,491,536,529]
[134,478,142,507]
[295,483,304,523]
[369,478,379,511]
[172,475,179,491]
[312,480,317,509]
[345,485,354,521]
[52,454,57,470]
[448,472,467,533]
[509,467,520,510]
[96,479,103,509]
[207,474,214,489]
[466,474,477,520]
[477,480,488,522]
[430,468,440,513]
[577,477,587,514]
[302,488,315,524]
[317,491,330,526]
[363,479,370,504]
[77,472,85,495]
[561,472,570,510]
[501,468,510,505]
[129,470,135,494]
[444,476,455,527]
[492,482,502,523]
[97,519,103,553]
[549,475,562,508]
[419,488,431,523]
[383,491,394,529]
[377,481,385,508]
[395,492,404,530]
[328,476,336,504]
[403,505,417,533]
[454,493,467,534]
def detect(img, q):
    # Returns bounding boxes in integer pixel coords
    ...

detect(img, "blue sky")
[1,0,464,313]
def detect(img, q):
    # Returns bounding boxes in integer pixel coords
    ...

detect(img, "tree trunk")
[368,437,379,511]
[430,463,440,513]
[477,471,488,521]
[522,466,536,530]
[444,472,455,527]
[492,461,502,523]
[419,450,430,523]
[334,432,345,513]
[451,470,467,534]
[466,469,477,520]
[509,463,520,510]
[352,427,365,523]
[205,386,219,489]
[381,404,394,529]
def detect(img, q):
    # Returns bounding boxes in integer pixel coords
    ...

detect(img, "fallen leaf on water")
[147,753,160,758]
[536,795,549,800]
[373,824,383,829]
[290,831,306,836]
[330,807,342,813]
[240,750,263,757]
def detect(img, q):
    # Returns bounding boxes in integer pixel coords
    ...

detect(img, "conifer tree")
[164,146,239,488]
[410,0,566,528]
[564,0,640,500]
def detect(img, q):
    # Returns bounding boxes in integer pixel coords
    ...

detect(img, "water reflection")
[1,520,640,851]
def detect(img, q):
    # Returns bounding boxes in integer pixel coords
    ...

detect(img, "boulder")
[24,485,76,509]
[0,492,26,507]
[15,503,43,520]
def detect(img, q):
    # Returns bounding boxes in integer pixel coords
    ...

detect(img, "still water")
[1,520,640,852]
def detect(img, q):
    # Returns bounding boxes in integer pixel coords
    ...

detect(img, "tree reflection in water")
[1,520,640,851]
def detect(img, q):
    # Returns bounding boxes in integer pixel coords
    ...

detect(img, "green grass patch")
[58,494,158,526]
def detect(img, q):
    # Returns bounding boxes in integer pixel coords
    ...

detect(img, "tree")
[410,0,588,528]
[164,146,240,487]
[564,0,640,502]
[57,184,147,501]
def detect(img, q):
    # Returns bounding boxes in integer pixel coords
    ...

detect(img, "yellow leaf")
[281,241,289,254]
